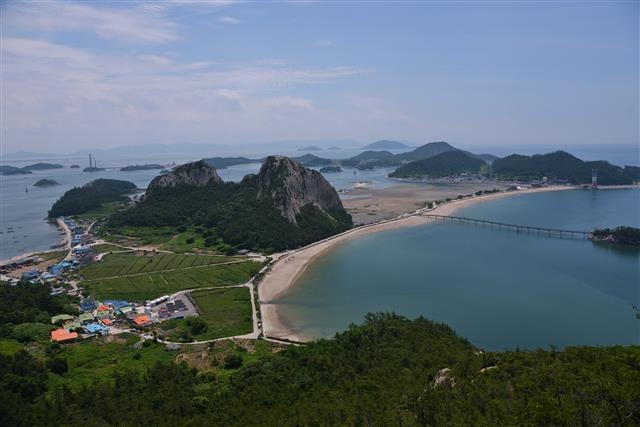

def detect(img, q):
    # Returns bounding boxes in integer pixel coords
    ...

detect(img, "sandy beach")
[258,185,579,341]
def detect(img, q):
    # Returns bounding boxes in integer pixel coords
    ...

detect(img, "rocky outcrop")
[257,156,345,224]
[147,160,222,193]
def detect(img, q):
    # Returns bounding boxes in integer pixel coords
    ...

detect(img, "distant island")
[362,140,411,150]
[298,145,322,151]
[120,164,164,172]
[293,153,333,167]
[69,164,80,169]
[202,157,258,169]
[49,179,137,217]
[590,226,640,246]
[327,146,342,150]
[319,165,343,173]
[22,162,64,171]
[1,162,65,175]
[0,165,32,175]
[33,178,60,187]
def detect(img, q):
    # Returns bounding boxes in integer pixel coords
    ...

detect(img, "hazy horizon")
[1,1,638,154]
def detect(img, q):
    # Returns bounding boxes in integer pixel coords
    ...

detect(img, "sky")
[1,0,638,154]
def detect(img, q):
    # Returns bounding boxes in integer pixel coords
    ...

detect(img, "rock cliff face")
[147,160,222,192]
[257,156,345,224]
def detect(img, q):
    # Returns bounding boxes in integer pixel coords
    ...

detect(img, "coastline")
[259,184,604,342]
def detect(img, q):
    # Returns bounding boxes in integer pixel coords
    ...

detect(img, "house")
[133,314,153,327]
[51,328,78,343]
[78,313,94,324]
[80,297,96,312]
[21,270,40,281]
[51,314,74,325]
[103,300,130,310]
[84,323,109,335]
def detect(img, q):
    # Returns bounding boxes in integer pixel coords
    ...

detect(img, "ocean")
[274,188,640,350]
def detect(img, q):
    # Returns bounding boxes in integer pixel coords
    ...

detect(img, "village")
[0,217,209,348]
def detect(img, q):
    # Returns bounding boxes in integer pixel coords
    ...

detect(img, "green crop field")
[83,261,260,301]
[81,252,242,280]
[188,287,253,340]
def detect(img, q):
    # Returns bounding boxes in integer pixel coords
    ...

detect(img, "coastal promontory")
[49,179,137,217]
[108,157,352,252]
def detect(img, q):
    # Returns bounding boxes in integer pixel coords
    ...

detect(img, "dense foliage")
[390,151,485,178]
[1,313,638,426]
[492,151,635,184]
[48,179,137,217]
[109,177,352,252]
[0,283,77,341]
[591,226,640,246]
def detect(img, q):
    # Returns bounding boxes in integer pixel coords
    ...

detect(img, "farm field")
[191,287,253,339]
[81,252,243,280]
[171,287,253,341]
[83,261,260,301]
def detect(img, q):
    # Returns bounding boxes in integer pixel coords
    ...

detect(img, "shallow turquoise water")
[275,188,640,350]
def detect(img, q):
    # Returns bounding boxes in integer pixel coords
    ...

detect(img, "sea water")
[275,188,640,350]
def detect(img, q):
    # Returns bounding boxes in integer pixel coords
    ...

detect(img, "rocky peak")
[147,160,222,193]
[257,156,345,224]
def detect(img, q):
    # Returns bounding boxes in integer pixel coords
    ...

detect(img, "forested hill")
[108,157,352,252]
[48,179,137,217]
[390,150,485,178]
[492,151,638,184]
[3,313,638,426]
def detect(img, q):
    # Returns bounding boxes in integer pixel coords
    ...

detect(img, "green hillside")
[390,150,485,178]
[492,151,635,184]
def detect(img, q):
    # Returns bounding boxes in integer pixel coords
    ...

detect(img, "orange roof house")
[97,305,110,312]
[133,315,152,327]
[51,328,78,343]
[100,318,113,326]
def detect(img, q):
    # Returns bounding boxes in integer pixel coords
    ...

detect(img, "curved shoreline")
[259,185,634,342]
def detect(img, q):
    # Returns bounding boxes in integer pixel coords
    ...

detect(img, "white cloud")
[264,97,315,111]
[217,16,241,25]
[2,2,179,44]
[1,36,367,150]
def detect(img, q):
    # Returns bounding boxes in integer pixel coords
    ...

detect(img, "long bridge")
[420,214,591,240]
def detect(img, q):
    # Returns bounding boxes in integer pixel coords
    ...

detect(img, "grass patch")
[90,243,126,254]
[48,337,175,391]
[84,261,260,301]
[160,230,207,253]
[75,201,128,220]
[34,250,68,262]
[81,252,241,280]
[173,287,252,341]
[0,338,24,356]
[104,226,176,247]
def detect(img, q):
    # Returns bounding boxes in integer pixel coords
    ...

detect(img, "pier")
[421,214,591,240]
